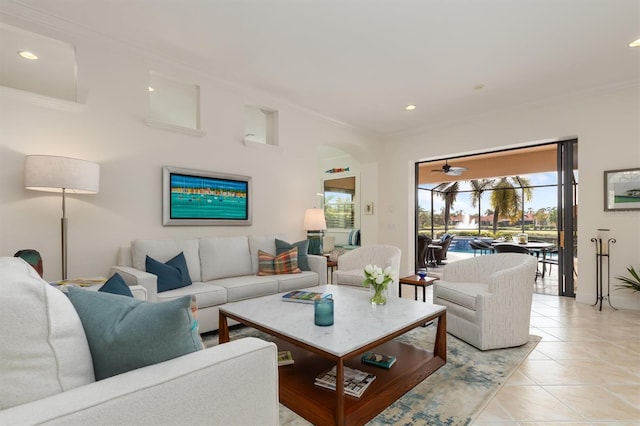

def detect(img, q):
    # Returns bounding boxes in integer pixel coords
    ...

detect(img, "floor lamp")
[24,155,100,280]
[304,208,327,255]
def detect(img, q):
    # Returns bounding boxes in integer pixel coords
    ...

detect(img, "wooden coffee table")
[219,285,446,426]
[399,275,438,302]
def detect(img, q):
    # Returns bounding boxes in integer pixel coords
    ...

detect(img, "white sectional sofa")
[112,235,328,333]
[0,257,279,426]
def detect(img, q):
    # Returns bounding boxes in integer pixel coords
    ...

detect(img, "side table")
[326,260,338,284]
[398,275,438,302]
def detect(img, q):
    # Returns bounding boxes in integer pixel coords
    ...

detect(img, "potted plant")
[615,265,640,293]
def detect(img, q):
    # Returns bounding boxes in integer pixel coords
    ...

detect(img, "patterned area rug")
[202,326,540,426]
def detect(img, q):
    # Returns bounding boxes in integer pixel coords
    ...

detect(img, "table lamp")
[304,208,327,255]
[24,155,100,279]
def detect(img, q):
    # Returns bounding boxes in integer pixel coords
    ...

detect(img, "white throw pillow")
[0,257,94,409]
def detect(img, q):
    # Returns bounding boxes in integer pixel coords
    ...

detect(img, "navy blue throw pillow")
[98,272,134,297]
[145,252,192,293]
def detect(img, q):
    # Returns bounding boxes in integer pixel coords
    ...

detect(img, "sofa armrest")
[110,265,158,302]
[307,254,327,284]
[0,337,279,426]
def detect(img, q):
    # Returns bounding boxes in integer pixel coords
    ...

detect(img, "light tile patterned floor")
[402,255,640,425]
[474,294,640,425]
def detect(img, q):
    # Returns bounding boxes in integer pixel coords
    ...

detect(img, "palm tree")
[489,177,533,234]
[469,179,494,235]
[437,181,459,233]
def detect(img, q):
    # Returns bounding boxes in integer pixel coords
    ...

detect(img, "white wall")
[380,83,640,310]
[0,18,379,281]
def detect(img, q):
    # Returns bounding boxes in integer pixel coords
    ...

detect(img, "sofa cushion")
[213,275,279,302]
[98,272,134,297]
[257,248,301,275]
[146,252,192,292]
[0,257,94,409]
[276,271,321,293]
[276,238,311,271]
[433,281,488,311]
[132,239,201,283]
[156,281,227,309]
[200,236,253,281]
[67,288,203,381]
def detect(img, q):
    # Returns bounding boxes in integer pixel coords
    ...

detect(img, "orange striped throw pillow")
[257,247,302,275]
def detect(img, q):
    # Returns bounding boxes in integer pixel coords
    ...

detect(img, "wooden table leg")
[218,311,230,343]
[433,312,447,362]
[335,360,345,426]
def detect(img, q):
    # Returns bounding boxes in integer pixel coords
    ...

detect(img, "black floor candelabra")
[591,231,616,311]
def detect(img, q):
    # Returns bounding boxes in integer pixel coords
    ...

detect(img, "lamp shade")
[303,208,327,231]
[25,155,100,193]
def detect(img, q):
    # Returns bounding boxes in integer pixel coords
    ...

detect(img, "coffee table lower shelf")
[275,337,445,426]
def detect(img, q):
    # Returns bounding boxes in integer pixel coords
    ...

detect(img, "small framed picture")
[364,202,374,215]
[604,168,640,211]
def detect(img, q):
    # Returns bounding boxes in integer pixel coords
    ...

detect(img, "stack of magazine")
[314,365,376,398]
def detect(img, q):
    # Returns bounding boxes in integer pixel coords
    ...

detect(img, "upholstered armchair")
[433,253,538,350]
[332,245,401,297]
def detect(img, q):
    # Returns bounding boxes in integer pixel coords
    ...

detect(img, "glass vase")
[369,285,387,305]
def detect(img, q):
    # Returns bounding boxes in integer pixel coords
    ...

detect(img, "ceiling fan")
[432,160,468,176]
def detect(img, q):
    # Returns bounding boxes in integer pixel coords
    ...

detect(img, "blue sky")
[419,172,566,215]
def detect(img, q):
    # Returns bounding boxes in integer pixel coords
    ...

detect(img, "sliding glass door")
[556,139,578,297]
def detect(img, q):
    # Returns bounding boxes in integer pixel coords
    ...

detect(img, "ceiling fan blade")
[445,170,463,176]
[449,166,468,172]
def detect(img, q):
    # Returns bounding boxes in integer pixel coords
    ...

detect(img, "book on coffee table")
[281,290,331,304]
[278,350,294,366]
[314,365,376,398]
[361,351,396,369]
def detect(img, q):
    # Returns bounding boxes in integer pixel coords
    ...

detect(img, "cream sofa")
[0,257,279,425]
[112,235,327,333]
[433,253,538,350]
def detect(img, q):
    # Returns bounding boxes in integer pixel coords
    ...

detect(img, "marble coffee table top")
[220,284,445,357]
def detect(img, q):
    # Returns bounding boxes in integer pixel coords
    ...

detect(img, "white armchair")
[433,253,538,350]
[332,245,401,297]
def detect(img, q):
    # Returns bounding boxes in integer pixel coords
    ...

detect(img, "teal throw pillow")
[98,273,133,297]
[67,287,202,381]
[145,252,192,292]
[276,238,310,271]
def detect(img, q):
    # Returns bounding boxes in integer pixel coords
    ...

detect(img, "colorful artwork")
[325,167,350,174]
[163,166,252,225]
[604,168,640,211]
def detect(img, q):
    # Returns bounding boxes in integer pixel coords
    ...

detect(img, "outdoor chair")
[427,234,453,266]
[493,244,531,255]
[417,235,432,268]
[469,240,494,256]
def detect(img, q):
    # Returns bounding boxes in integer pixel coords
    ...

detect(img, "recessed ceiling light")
[630,38,640,48]
[148,86,155,92]
[18,50,38,60]
[405,104,416,111]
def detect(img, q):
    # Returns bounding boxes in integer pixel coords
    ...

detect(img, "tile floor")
[474,293,640,425]
[404,254,640,425]
[402,252,640,426]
